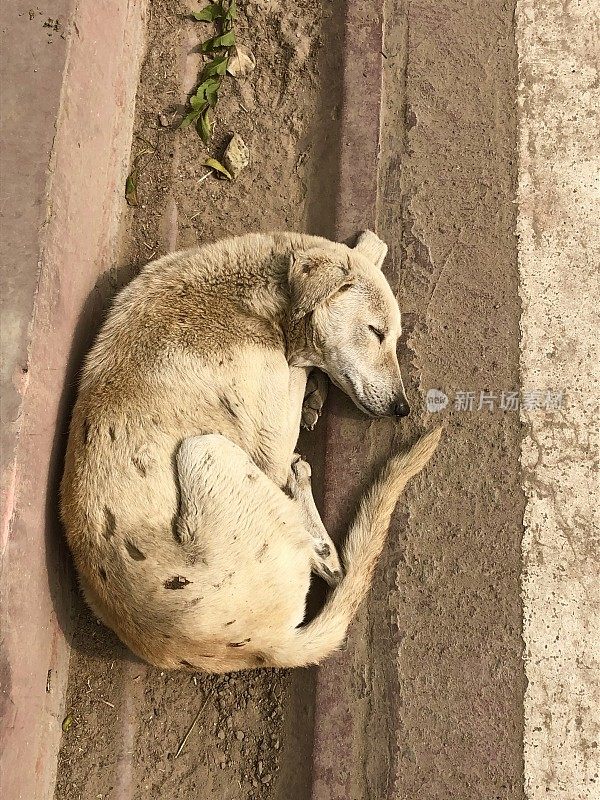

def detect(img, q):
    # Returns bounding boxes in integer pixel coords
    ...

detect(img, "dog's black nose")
[393,400,410,418]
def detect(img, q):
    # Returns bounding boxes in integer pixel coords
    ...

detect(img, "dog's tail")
[272,427,442,668]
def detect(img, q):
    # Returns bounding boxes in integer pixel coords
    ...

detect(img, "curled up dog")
[60,230,441,672]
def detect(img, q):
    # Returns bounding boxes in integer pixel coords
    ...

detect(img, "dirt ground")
[55,1,343,798]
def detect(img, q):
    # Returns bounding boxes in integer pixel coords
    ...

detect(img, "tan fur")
[60,231,441,672]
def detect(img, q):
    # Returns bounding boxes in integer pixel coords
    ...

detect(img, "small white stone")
[223,133,249,179]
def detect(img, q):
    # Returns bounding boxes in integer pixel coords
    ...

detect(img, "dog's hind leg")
[173,434,314,633]
[175,433,300,553]
[287,456,343,586]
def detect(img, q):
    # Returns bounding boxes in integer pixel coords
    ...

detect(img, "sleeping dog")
[60,230,441,671]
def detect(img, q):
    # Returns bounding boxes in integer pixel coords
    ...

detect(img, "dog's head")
[289,231,410,418]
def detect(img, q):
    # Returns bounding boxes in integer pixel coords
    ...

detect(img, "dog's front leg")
[272,364,311,485]
[255,366,320,488]
[248,363,309,488]
[301,369,328,431]
[286,456,343,586]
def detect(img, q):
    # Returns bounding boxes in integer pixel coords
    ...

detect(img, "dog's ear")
[289,249,354,320]
[353,230,388,270]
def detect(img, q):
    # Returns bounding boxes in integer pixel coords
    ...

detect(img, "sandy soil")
[54,1,343,798]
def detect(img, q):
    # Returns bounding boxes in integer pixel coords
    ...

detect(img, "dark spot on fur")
[254,654,266,666]
[227,638,251,648]
[132,457,146,477]
[99,566,107,582]
[188,596,203,607]
[83,419,90,445]
[185,549,208,567]
[124,539,146,561]
[212,571,235,590]
[316,542,331,558]
[246,471,258,482]
[164,575,192,590]
[180,660,195,669]
[220,394,239,420]
[108,425,116,442]
[225,620,236,626]
[256,542,268,559]
[103,507,116,539]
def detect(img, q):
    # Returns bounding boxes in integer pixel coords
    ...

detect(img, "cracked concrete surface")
[516,1,600,798]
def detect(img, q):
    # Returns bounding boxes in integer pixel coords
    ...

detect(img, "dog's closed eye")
[368,325,385,343]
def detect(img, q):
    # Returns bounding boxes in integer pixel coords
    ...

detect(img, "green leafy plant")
[181,1,237,143]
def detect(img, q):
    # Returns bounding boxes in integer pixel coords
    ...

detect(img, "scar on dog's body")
[61,231,441,672]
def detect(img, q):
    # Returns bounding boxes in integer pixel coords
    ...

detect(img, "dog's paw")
[301,407,320,431]
[286,455,311,497]
[301,371,328,430]
[284,453,311,498]
[312,540,344,588]
[291,454,311,484]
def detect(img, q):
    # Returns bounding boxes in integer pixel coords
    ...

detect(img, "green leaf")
[197,108,213,143]
[218,29,236,47]
[192,3,223,22]
[190,93,206,110]
[202,77,221,94]
[179,109,201,129]
[205,82,219,107]
[224,0,237,21]
[62,715,74,733]
[201,55,228,79]
[200,30,235,52]
[203,158,232,179]
[125,170,138,206]
[190,78,219,108]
